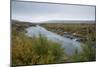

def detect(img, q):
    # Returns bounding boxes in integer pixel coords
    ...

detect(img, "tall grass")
[12,32,66,66]
[70,40,96,62]
[12,21,96,66]
[41,23,96,62]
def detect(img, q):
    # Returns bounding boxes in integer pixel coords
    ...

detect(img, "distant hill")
[11,20,38,27]
[41,20,95,24]
[11,20,96,24]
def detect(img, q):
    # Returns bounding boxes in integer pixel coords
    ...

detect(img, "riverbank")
[40,23,96,43]
[11,20,96,66]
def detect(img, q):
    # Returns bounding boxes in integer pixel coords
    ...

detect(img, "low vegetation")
[41,23,96,42]
[12,26,67,66]
[70,41,96,62]
[41,23,96,62]
[12,20,96,66]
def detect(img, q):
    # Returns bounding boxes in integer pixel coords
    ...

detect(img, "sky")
[12,1,95,22]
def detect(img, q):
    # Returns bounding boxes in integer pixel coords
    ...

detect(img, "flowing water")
[25,25,83,55]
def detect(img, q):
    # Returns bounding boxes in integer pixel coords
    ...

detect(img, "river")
[25,25,83,56]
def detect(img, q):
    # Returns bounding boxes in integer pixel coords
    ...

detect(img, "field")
[11,20,96,66]
[41,23,96,43]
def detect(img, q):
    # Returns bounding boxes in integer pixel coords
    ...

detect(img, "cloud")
[12,1,95,22]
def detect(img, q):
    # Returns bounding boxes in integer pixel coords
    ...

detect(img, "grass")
[12,29,67,66]
[41,23,96,62]
[69,41,96,62]
[12,20,96,66]
[41,23,96,42]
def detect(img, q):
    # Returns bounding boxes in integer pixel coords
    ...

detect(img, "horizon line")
[11,19,95,23]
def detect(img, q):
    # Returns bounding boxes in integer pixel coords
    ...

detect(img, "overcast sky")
[12,1,95,22]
